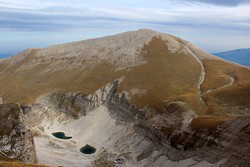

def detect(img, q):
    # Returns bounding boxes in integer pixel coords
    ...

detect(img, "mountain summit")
[0,29,250,167]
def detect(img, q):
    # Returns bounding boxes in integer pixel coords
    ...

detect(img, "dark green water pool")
[52,132,72,139]
[80,145,96,154]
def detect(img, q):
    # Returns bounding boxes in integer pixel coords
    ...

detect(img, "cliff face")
[0,103,37,163]
[34,81,115,119]
[0,81,246,167]
[97,81,250,167]
[20,81,249,167]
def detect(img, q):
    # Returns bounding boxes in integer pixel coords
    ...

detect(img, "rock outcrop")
[34,81,116,119]
[0,103,37,163]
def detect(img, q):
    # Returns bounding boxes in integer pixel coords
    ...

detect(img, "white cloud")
[180,0,250,6]
[0,0,249,53]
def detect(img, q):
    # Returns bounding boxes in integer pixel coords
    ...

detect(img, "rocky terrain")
[0,103,37,163]
[16,81,249,167]
[0,29,249,166]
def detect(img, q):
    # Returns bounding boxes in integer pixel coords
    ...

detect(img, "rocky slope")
[19,81,249,167]
[0,29,249,166]
[0,103,37,163]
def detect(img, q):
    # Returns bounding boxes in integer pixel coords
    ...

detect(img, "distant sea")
[0,53,14,59]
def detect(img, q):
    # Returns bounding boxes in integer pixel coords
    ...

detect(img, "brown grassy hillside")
[0,37,204,113]
[0,29,249,116]
[201,59,250,115]
[0,161,53,167]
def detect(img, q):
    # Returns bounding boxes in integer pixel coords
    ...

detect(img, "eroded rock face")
[23,80,249,167]
[36,91,90,119]
[118,96,250,166]
[35,81,116,119]
[97,81,250,167]
[0,103,37,163]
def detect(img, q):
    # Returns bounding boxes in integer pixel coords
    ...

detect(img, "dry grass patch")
[117,37,203,112]
[0,161,54,167]
[190,116,238,130]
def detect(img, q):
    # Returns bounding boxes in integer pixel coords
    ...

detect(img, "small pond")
[52,132,72,139]
[80,145,96,154]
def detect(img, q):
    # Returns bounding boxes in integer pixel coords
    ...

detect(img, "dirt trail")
[203,76,235,95]
[182,45,206,103]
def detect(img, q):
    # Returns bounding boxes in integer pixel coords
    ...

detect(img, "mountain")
[213,48,250,66]
[0,29,249,167]
[1,29,249,115]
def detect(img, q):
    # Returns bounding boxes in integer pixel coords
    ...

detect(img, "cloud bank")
[0,0,250,53]
[0,0,249,33]
[181,0,250,6]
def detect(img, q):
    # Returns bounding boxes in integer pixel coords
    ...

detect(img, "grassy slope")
[0,37,203,113]
[118,37,202,112]
[0,36,249,117]
[190,115,239,130]
[201,59,250,115]
[0,161,53,167]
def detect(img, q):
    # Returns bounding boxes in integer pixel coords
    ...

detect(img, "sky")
[0,0,250,57]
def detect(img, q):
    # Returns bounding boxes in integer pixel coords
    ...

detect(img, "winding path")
[182,44,235,106]
[203,76,235,95]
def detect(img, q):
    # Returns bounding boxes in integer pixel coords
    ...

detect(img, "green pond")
[52,132,72,139]
[80,145,96,154]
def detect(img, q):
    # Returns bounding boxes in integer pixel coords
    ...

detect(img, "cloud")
[1,2,249,34]
[180,0,250,6]
[0,0,250,53]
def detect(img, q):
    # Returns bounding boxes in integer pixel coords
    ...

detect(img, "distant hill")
[213,48,250,66]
